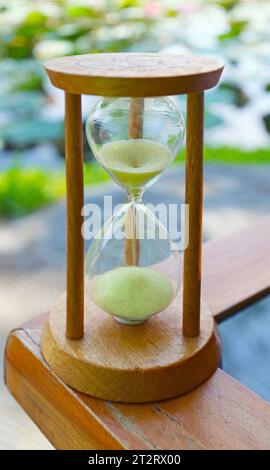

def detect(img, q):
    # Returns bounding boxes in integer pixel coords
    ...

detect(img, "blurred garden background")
[0,0,270,218]
[0,0,270,450]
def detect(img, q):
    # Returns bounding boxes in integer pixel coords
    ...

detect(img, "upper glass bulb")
[86,96,185,192]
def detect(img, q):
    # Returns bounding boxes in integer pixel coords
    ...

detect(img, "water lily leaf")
[204,110,224,128]
[263,114,270,135]
[220,82,249,107]
[205,88,235,106]
[0,120,64,148]
[0,91,44,113]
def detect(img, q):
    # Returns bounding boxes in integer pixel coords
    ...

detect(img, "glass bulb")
[86,96,185,192]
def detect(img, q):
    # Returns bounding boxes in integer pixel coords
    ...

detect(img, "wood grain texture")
[65,92,84,339]
[41,294,220,402]
[5,330,123,450]
[183,92,204,337]
[5,325,270,449]
[202,216,270,320]
[44,53,224,96]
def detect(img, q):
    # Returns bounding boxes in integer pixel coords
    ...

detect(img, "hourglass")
[41,53,224,402]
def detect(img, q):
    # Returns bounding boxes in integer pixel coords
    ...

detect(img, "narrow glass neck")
[127,189,143,203]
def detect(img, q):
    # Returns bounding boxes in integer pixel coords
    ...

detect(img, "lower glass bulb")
[85,203,182,325]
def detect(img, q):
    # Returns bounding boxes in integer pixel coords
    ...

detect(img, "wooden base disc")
[41,294,221,403]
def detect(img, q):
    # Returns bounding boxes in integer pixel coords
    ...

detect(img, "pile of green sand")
[91,266,174,322]
[98,139,170,188]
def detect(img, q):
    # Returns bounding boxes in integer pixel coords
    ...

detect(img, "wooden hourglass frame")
[41,53,224,403]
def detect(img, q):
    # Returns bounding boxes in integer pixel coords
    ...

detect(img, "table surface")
[5,217,270,449]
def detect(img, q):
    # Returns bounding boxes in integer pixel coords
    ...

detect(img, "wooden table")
[5,217,270,449]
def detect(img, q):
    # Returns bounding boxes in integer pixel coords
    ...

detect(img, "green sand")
[91,266,174,322]
[98,139,170,188]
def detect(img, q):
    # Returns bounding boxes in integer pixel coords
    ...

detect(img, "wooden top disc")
[44,52,224,96]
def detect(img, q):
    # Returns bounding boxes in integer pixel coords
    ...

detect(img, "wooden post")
[124,206,140,266]
[124,98,144,266]
[128,97,144,139]
[183,92,204,337]
[65,92,84,339]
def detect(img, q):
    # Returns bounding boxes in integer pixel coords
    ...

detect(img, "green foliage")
[216,0,241,11]
[0,1,151,61]
[0,1,269,220]
[219,20,247,41]
[175,147,270,165]
[119,0,141,8]
[0,1,269,154]
[0,166,65,218]
[0,1,156,151]
[0,162,109,219]
[205,147,270,164]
